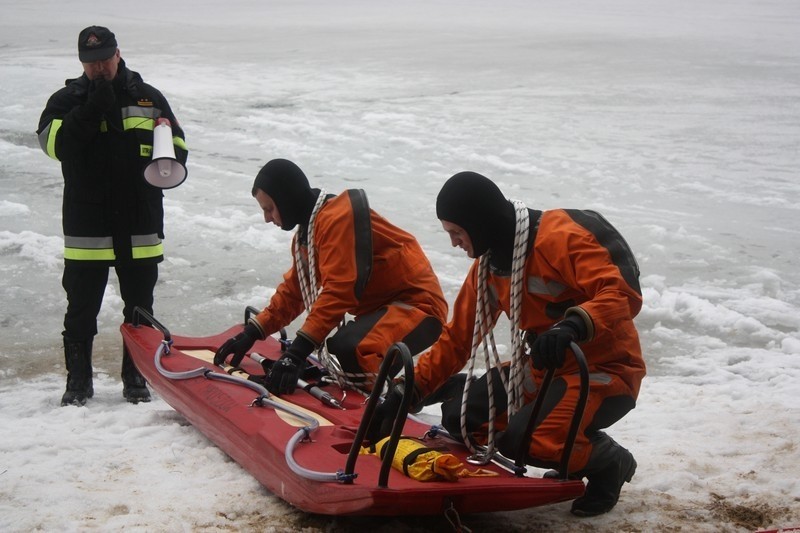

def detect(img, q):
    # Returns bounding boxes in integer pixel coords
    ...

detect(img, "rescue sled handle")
[344,341,416,488]
[132,306,172,342]
[245,306,292,353]
[514,342,590,478]
[245,305,261,327]
[245,305,291,352]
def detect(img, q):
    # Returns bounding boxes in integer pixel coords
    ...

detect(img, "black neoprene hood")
[253,159,317,230]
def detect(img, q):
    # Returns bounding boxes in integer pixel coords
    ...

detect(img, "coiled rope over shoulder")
[507,200,530,413]
[294,189,327,310]
[460,200,529,462]
[292,190,377,392]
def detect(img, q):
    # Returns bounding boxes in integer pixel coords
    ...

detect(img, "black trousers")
[62,262,158,341]
[325,306,443,376]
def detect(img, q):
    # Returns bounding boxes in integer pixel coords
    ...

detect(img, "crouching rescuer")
[213,159,448,395]
[369,171,646,517]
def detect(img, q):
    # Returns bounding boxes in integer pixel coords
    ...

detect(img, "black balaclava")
[436,171,517,270]
[252,159,318,231]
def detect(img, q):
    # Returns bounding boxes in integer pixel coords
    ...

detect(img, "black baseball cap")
[78,26,117,62]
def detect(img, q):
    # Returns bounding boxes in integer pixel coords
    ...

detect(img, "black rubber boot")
[570,432,637,517]
[121,346,150,404]
[61,338,94,406]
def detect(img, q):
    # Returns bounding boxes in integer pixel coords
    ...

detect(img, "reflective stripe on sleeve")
[172,135,187,151]
[38,120,63,160]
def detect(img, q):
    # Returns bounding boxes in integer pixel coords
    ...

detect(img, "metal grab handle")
[343,342,415,488]
[514,341,590,478]
[132,306,171,343]
[245,305,289,350]
[244,305,260,324]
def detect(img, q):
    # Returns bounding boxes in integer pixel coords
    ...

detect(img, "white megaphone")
[143,118,187,189]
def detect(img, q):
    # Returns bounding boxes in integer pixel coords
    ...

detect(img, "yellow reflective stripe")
[65,246,116,261]
[172,135,187,151]
[123,116,155,132]
[64,234,162,261]
[64,244,163,260]
[121,106,158,132]
[132,242,163,259]
[38,120,63,160]
[47,118,64,161]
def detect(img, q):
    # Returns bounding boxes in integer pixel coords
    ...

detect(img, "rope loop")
[443,500,472,533]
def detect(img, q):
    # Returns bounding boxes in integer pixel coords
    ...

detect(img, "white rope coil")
[460,200,529,459]
[507,200,530,413]
[294,189,327,311]
[292,190,378,392]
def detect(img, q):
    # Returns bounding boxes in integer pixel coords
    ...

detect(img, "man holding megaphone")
[37,25,188,406]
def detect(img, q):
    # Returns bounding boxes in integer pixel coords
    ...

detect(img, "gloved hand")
[366,379,420,443]
[530,315,586,371]
[214,322,262,367]
[85,77,116,116]
[265,335,314,395]
[367,385,404,443]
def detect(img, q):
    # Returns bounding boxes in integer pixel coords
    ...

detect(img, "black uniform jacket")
[38,59,188,266]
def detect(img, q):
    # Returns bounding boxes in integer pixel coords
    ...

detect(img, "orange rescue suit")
[254,191,448,373]
[415,209,646,471]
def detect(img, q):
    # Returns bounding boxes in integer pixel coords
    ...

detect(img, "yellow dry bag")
[368,436,463,482]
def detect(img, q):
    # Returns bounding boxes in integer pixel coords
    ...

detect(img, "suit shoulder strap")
[346,189,373,299]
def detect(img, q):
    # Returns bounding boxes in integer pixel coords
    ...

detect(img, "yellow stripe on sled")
[182,349,333,427]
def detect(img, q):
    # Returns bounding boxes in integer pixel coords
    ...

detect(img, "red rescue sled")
[121,308,585,516]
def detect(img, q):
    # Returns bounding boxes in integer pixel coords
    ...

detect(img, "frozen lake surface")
[1,1,798,531]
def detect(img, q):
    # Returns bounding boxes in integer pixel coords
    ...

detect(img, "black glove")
[85,78,116,116]
[530,315,586,371]
[367,386,404,443]
[265,335,314,395]
[214,322,262,367]
[366,380,420,443]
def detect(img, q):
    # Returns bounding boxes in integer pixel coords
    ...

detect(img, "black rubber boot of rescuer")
[121,347,151,404]
[61,338,94,406]
[570,433,637,517]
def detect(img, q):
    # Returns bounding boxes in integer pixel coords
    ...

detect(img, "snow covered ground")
[1,1,798,531]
